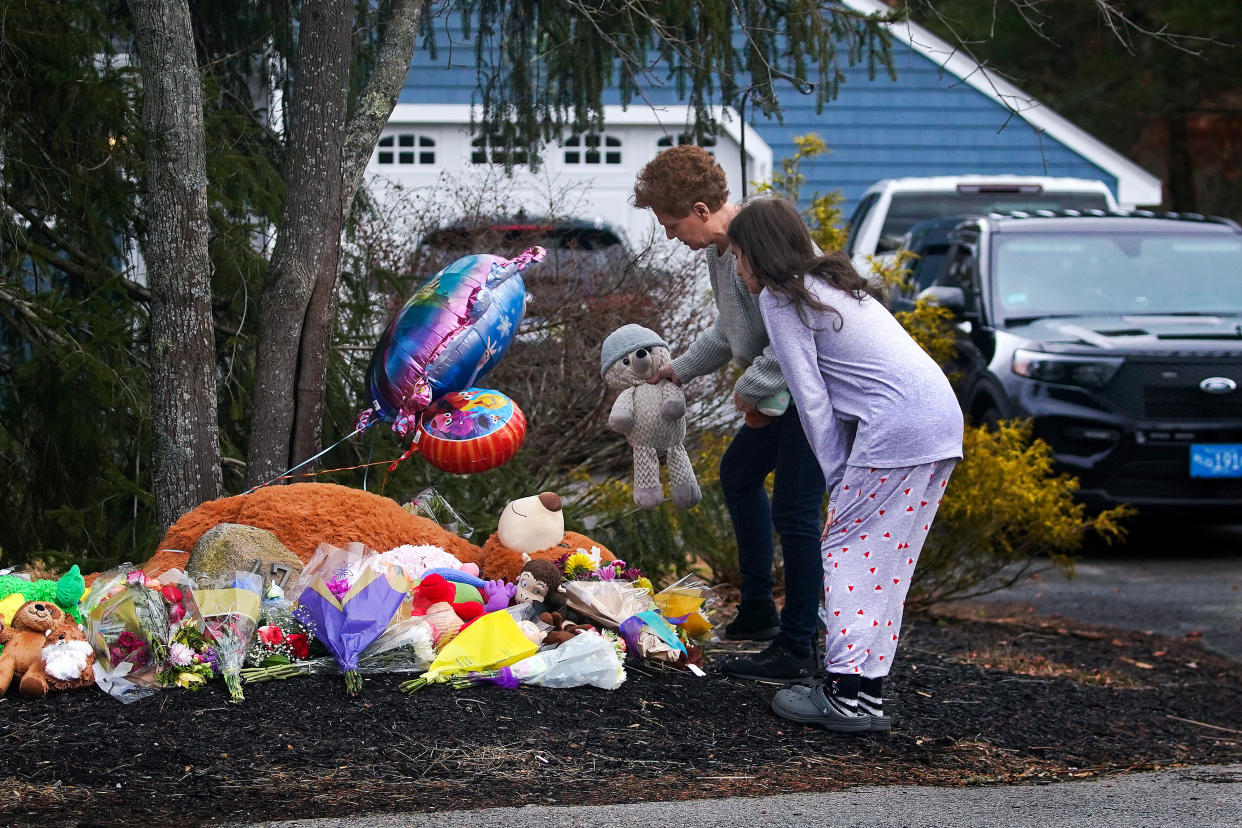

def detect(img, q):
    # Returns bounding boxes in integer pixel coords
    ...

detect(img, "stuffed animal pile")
[0,601,95,698]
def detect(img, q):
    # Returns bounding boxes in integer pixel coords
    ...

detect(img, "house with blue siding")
[371,0,1159,246]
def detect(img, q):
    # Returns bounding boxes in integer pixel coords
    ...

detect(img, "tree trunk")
[250,0,428,485]
[130,0,222,532]
[246,0,352,487]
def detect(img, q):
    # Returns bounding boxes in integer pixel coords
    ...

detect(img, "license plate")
[1190,444,1242,478]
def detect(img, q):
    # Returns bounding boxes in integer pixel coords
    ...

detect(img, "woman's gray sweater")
[670,245,787,403]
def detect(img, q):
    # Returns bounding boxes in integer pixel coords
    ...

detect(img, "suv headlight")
[1011,349,1123,388]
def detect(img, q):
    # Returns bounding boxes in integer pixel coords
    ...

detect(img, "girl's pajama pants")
[820,458,957,678]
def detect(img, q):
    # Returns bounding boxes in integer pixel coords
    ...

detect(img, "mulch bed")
[3,608,1240,826]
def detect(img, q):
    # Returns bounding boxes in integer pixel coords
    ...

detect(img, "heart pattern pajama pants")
[820,458,957,678]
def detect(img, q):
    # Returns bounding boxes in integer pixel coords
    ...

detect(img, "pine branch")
[0,285,69,346]
[2,197,152,303]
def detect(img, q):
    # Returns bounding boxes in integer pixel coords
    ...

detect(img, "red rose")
[257,624,284,647]
[285,633,309,659]
[161,584,184,604]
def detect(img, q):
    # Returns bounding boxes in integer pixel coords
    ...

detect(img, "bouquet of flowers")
[452,630,626,691]
[653,573,721,640]
[149,570,218,691]
[294,542,411,695]
[557,548,648,589]
[82,566,170,703]
[193,571,263,702]
[356,616,435,674]
[563,579,687,663]
[240,593,335,684]
[400,610,537,692]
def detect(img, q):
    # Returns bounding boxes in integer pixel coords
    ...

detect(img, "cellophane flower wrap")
[152,570,217,691]
[454,630,626,691]
[653,573,721,640]
[193,571,263,703]
[239,589,335,684]
[294,542,411,695]
[82,565,170,703]
[356,616,435,674]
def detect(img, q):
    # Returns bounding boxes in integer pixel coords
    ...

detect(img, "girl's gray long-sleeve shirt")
[758,278,964,492]
[670,245,787,403]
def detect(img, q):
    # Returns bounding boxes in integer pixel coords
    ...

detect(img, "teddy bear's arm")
[608,388,636,434]
[658,380,687,420]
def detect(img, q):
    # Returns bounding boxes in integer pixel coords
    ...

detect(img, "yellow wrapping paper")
[421,611,538,684]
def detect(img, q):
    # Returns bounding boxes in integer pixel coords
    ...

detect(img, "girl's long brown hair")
[727,197,882,329]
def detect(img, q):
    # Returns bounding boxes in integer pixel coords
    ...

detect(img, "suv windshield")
[880,191,1110,239]
[992,231,1242,318]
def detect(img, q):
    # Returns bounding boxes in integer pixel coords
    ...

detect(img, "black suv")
[900,209,1242,515]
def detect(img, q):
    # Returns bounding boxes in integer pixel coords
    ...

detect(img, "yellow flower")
[563,552,594,577]
[634,577,653,594]
[176,671,205,690]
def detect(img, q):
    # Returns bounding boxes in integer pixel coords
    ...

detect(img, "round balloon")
[412,388,526,474]
[362,247,543,435]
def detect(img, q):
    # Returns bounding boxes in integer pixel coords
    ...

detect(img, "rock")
[186,523,303,591]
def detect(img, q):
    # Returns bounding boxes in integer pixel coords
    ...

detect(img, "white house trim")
[386,103,772,180]
[843,0,1162,207]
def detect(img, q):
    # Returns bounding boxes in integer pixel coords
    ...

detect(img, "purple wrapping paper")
[296,570,408,673]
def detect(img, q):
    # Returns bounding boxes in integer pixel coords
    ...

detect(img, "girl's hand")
[648,364,682,385]
[820,507,836,542]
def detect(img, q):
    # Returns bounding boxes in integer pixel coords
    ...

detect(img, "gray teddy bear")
[600,324,702,510]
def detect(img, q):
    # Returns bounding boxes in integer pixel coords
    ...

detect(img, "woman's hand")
[648,364,682,385]
[743,411,774,429]
[733,391,757,414]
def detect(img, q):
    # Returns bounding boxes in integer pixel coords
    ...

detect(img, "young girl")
[727,197,964,733]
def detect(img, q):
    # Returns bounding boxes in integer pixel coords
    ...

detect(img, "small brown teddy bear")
[538,611,594,646]
[0,601,96,698]
[479,491,616,582]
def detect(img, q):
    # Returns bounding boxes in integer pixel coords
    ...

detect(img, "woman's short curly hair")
[632,145,729,217]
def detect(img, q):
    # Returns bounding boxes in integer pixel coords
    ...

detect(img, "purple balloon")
[359,247,543,435]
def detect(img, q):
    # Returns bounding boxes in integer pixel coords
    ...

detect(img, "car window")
[942,244,978,294]
[993,231,1242,318]
[910,242,951,291]
[845,193,879,254]
[880,191,1111,240]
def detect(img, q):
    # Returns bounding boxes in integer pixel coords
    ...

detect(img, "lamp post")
[736,72,816,199]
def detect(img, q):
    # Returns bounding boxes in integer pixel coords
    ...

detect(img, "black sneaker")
[723,600,780,641]
[722,639,816,683]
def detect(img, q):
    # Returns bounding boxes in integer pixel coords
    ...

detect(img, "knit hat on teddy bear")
[600,324,669,377]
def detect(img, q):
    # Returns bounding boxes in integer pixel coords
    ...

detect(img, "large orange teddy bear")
[142,482,613,584]
[145,483,484,577]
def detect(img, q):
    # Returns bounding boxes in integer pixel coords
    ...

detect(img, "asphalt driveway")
[959,522,1242,661]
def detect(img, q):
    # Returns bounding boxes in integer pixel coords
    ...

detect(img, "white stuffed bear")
[601,324,702,510]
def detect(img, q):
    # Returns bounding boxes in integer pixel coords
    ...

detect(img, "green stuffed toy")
[0,565,86,625]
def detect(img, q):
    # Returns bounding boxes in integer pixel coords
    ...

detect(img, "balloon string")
[387,436,421,473]
[255,456,405,485]
[242,422,373,495]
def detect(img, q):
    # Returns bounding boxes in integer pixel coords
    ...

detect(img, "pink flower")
[125,570,147,586]
[326,576,350,600]
[257,625,285,647]
[161,584,184,604]
[169,642,194,667]
[168,604,186,624]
